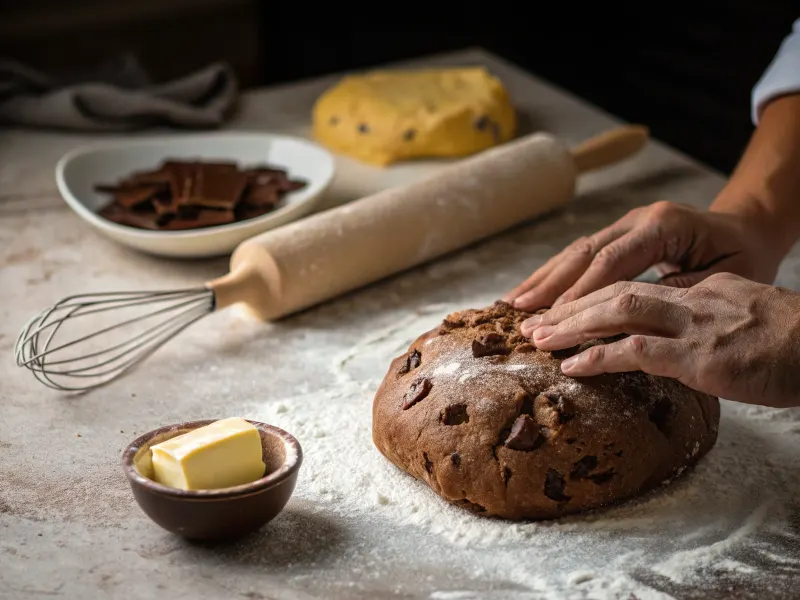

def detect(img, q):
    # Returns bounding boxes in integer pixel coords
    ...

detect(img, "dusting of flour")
[244,303,800,599]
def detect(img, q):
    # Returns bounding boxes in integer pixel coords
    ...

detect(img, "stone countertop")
[2,49,799,600]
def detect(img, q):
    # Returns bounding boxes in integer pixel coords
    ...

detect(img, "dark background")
[3,1,800,174]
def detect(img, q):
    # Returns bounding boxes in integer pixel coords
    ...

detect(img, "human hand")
[505,201,783,311]
[519,273,800,408]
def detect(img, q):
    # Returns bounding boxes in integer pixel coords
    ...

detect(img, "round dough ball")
[372,301,720,520]
[312,67,517,166]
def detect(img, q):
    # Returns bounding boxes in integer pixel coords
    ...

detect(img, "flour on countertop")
[244,303,800,599]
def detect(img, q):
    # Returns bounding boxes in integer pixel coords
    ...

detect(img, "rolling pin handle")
[570,125,650,174]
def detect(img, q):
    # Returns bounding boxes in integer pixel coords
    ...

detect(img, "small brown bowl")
[122,419,302,541]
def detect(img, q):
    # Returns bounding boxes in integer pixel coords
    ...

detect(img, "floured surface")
[2,49,800,600]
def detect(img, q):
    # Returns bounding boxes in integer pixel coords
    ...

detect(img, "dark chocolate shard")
[570,456,599,480]
[183,169,249,209]
[399,350,422,376]
[544,469,571,502]
[402,378,432,410]
[504,415,542,451]
[472,332,509,358]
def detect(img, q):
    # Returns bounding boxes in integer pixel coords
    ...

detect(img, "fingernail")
[533,325,554,340]
[561,356,579,372]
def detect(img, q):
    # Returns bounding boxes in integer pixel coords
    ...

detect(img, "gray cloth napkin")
[0,55,239,131]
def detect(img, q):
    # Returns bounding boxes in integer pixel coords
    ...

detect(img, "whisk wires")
[15,288,215,391]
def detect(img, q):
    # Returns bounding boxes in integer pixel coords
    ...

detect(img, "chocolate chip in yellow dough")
[372,301,720,520]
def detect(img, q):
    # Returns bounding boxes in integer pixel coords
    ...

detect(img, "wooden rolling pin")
[209,126,649,320]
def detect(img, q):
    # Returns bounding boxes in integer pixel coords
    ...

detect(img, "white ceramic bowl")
[55,132,336,258]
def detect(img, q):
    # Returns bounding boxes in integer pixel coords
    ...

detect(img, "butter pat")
[151,418,266,490]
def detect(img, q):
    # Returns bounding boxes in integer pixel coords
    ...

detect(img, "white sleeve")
[752,18,800,124]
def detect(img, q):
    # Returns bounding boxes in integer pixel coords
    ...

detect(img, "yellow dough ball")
[311,67,517,166]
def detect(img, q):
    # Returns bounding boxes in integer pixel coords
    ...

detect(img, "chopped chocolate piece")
[451,453,461,467]
[472,332,509,358]
[402,378,432,410]
[235,203,273,222]
[544,469,571,502]
[278,178,307,193]
[114,185,163,210]
[399,349,422,375]
[159,208,236,230]
[504,415,542,451]
[570,456,599,480]
[94,158,307,231]
[515,391,534,416]
[242,183,281,208]
[99,203,162,230]
[182,168,248,209]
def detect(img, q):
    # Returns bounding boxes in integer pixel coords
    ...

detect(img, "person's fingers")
[559,335,688,380]
[520,281,679,337]
[532,293,690,350]
[552,226,669,307]
[510,224,632,310]
[502,256,561,303]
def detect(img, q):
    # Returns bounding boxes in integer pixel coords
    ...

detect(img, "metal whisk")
[14,288,215,391]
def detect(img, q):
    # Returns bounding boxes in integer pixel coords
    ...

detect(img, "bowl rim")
[55,131,336,240]
[121,419,303,499]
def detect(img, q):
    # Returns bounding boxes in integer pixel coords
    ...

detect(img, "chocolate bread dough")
[372,301,720,520]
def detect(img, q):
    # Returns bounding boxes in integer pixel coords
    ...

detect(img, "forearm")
[711,19,800,261]
[711,94,800,260]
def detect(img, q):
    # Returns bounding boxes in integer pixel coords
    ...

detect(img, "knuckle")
[627,335,648,356]
[612,280,633,296]
[614,292,641,314]
[647,200,678,221]
[584,345,605,365]
[592,245,622,270]
[706,271,737,283]
[568,236,597,257]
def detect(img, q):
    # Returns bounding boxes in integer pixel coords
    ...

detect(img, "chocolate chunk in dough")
[402,378,432,410]
[472,332,509,358]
